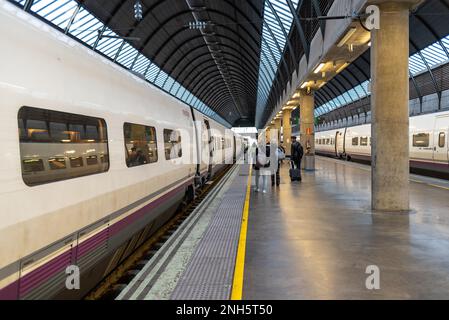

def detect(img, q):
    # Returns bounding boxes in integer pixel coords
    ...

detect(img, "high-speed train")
[0,2,244,299]
[315,110,449,176]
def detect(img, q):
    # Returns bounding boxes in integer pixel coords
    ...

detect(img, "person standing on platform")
[254,142,271,193]
[271,143,285,187]
[290,136,303,182]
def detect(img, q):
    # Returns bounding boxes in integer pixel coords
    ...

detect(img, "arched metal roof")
[11,0,447,128]
[257,0,335,127]
[75,0,266,126]
[10,0,236,127]
[10,0,338,127]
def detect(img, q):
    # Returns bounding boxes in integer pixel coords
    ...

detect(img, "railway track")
[84,165,234,300]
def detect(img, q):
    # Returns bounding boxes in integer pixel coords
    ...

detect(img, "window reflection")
[18,106,109,186]
[164,129,182,160]
[124,123,158,167]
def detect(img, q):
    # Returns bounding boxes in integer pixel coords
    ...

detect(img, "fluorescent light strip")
[314,63,325,74]
[336,62,349,74]
[337,27,357,47]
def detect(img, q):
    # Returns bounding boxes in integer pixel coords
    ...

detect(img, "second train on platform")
[315,110,449,175]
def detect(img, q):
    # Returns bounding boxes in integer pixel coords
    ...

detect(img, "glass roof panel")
[31,0,78,30]
[116,42,139,69]
[316,35,449,117]
[69,9,103,46]
[132,54,151,75]
[256,0,300,126]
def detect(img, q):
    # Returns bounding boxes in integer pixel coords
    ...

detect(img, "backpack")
[256,146,270,168]
[277,147,285,160]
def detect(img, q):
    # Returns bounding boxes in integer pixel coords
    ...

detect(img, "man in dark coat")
[290,136,304,180]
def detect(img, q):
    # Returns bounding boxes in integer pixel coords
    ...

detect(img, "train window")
[86,125,100,141]
[86,155,98,166]
[18,106,109,186]
[48,158,66,170]
[439,132,446,148]
[413,133,430,147]
[70,157,84,168]
[164,129,182,160]
[23,159,44,173]
[101,154,109,164]
[124,123,158,167]
[26,119,51,142]
[326,138,330,145]
[352,137,359,146]
[50,122,69,141]
[68,124,84,141]
[360,137,368,146]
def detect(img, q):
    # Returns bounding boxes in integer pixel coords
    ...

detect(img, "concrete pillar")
[282,109,292,157]
[371,1,414,211]
[300,90,315,170]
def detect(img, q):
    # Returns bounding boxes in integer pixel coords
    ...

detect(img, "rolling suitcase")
[289,161,302,182]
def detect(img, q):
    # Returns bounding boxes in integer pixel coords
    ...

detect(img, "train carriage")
[316,111,449,176]
[0,2,243,300]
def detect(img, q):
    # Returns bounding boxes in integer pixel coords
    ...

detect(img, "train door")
[221,137,226,165]
[433,117,449,162]
[190,108,201,177]
[204,119,213,176]
[335,130,345,157]
[334,132,339,156]
[233,136,237,163]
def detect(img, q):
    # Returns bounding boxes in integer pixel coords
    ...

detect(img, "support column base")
[303,155,315,171]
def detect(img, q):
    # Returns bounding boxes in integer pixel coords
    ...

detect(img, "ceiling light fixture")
[314,63,325,74]
[337,27,356,47]
[336,62,349,74]
[134,0,143,21]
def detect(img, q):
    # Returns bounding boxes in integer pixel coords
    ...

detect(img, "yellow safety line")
[410,179,449,190]
[427,183,449,191]
[322,157,449,190]
[231,165,252,300]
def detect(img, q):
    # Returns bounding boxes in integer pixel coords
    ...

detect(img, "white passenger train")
[315,111,449,176]
[0,2,244,299]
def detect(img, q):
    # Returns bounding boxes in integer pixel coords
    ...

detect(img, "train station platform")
[116,164,250,300]
[244,157,449,299]
[117,157,449,300]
